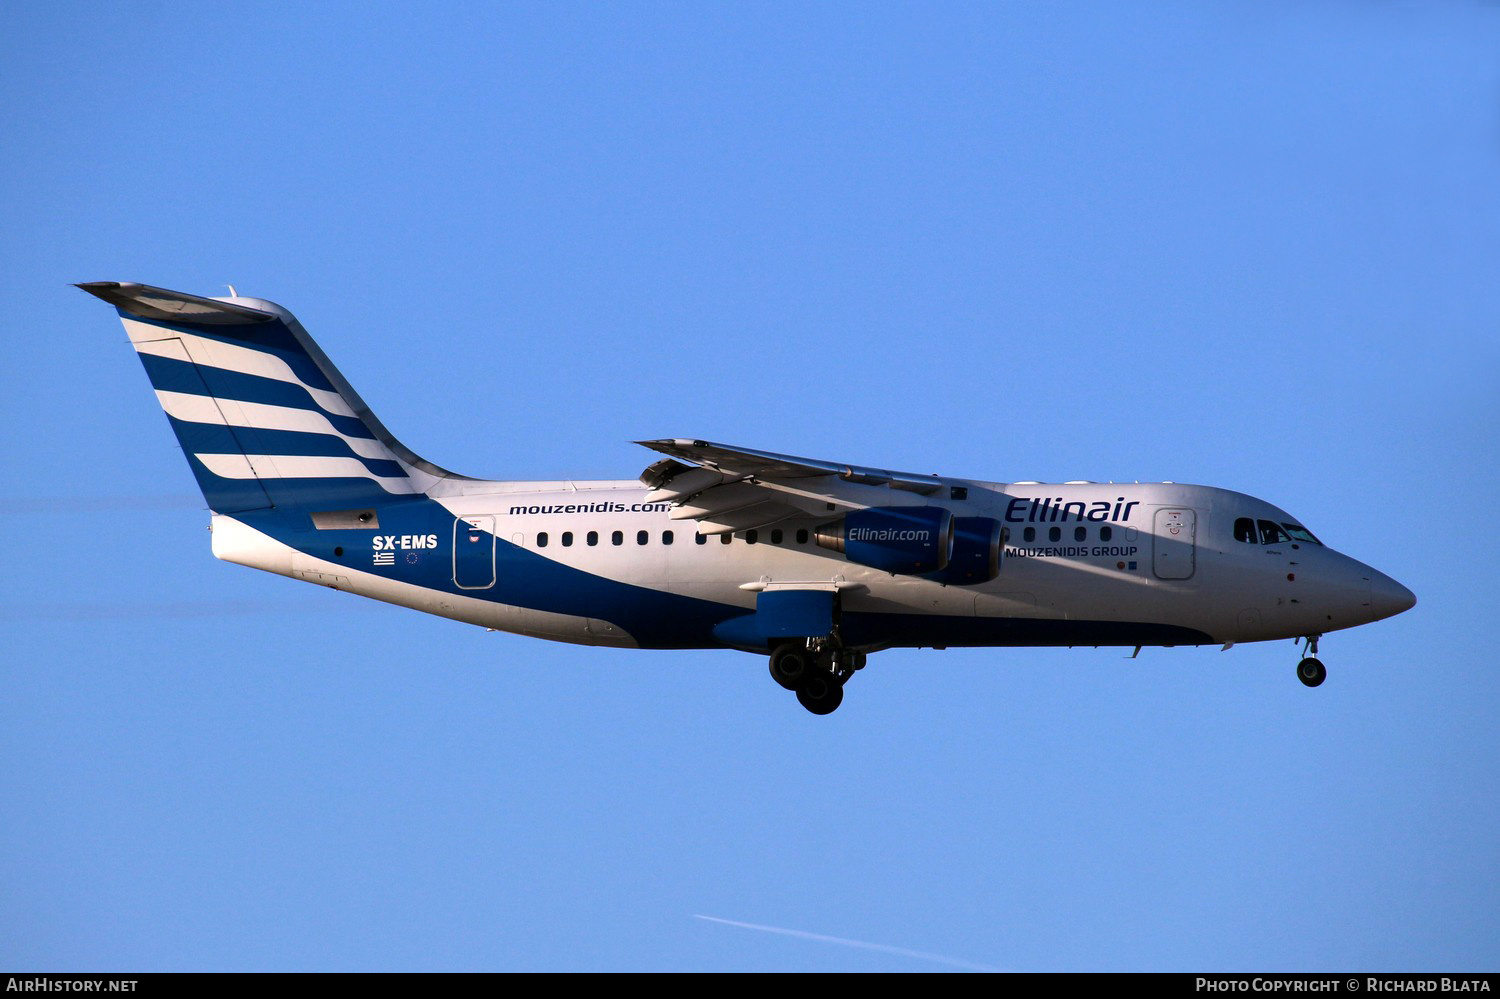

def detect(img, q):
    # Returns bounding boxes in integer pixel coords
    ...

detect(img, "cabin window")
[1074,526,1086,542]
[771,529,783,544]
[561,531,573,547]
[662,530,674,545]
[1100,525,1113,542]
[587,530,599,546]
[720,534,732,545]
[745,529,759,545]
[1234,517,1256,543]
[612,530,624,546]
[1048,526,1061,542]
[796,528,809,544]
[695,533,707,545]
[1258,520,1290,545]
[537,532,549,548]
[1023,527,1035,543]
[637,530,649,546]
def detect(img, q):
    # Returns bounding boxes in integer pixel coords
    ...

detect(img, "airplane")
[79,281,1417,715]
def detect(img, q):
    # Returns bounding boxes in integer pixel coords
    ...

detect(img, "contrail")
[3,599,381,622]
[0,494,203,515]
[693,914,1008,972]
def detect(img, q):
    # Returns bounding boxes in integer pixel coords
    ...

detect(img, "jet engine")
[814,506,954,574]
[925,517,1004,585]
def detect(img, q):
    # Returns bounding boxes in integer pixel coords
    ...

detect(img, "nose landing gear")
[769,642,865,715]
[1297,635,1326,688]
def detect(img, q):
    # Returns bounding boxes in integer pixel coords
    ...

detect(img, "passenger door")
[453,515,496,589]
[1152,507,1196,580]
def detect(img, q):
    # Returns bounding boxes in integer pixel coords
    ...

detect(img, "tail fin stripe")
[122,317,340,396]
[131,327,357,418]
[194,453,416,494]
[137,351,374,439]
[136,342,275,513]
[156,392,385,458]
[163,415,408,479]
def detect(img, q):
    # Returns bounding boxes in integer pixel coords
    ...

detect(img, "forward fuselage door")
[1152,507,1196,580]
[454,515,496,589]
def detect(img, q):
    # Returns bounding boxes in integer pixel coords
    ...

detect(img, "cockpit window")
[1236,513,1322,546]
[1257,520,1290,545]
[1281,522,1321,545]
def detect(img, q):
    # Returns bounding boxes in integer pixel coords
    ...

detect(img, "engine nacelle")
[925,517,1004,585]
[815,506,954,575]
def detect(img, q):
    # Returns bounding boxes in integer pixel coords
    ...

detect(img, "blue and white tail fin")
[80,282,468,515]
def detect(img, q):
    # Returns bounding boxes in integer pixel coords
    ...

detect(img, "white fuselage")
[212,477,1407,651]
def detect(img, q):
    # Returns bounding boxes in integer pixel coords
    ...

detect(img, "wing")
[636,438,945,535]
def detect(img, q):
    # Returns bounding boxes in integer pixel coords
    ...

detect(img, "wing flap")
[641,464,734,504]
[666,481,771,520]
[635,439,950,534]
[636,439,944,494]
[694,502,805,536]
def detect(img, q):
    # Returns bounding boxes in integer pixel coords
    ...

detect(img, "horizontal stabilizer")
[77,282,277,325]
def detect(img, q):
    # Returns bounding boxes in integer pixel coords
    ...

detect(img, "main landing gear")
[769,642,866,715]
[1297,635,1326,688]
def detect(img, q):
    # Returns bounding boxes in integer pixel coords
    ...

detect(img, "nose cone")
[1369,570,1416,621]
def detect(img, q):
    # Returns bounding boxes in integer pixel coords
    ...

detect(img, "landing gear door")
[1152,507,1196,580]
[454,515,496,590]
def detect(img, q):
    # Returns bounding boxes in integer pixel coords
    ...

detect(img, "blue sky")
[3,1,1496,971]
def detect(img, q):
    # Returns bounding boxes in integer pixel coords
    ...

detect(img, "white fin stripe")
[127,321,358,418]
[156,391,391,463]
[194,453,415,494]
